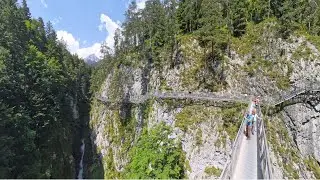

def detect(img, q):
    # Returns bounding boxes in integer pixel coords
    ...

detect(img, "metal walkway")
[271,82,320,106]
[220,102,272,179]
[96,91,250,104]
[231,103,259,179]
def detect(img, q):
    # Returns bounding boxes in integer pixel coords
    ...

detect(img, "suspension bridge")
[96,91,251,105]
[95,84,319,179]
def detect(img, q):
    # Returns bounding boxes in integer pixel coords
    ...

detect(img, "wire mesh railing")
[256,104,273,179]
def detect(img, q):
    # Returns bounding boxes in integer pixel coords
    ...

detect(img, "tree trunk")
[211,40,214,56]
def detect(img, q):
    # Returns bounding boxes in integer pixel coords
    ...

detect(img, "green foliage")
[143,99,154,121]
[214,133,227,149]
[175,105,216,131]
[265,116,305,179]
[231,19,292,90]
[2,0,320,178]
[90,55,116,93]
[0,0,91,178]
[124,123,185,179]
[197,0,229,53]
[104,148,120,179]
[195,129,203,146]
[295,29,320,52]
[284,163,299,179]
[292,43,315,62]
[176,0,201,33]
[160,78,173,91]
[88,161,104,179]
[304,156,320,179]
[185,160,192,172]
[204,166,222,177]
[230,0,249,37]
[231,18,280,55]
[220,103,247,140]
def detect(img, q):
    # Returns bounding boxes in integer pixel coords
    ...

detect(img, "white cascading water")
[78,139,85,179]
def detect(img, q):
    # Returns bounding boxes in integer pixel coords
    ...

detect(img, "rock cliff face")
[89,20,320,178]
[282,102,320,162]
[89,63,242,178]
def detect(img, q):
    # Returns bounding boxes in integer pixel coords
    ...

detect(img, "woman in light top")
[245,111,254,139]
[251,109,258,135]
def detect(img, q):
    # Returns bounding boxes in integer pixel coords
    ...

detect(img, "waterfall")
[78,139,85,179]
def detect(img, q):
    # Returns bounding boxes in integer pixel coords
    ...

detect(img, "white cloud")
[77,43,102,59]
[57,30,102,58]
[99,14,121,48]
[40,0,48,8]
[137,0,147,9]
[56,31,80,54]
[56,14,121,59]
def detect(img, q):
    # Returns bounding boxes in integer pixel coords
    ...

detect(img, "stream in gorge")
[77,139,85,179]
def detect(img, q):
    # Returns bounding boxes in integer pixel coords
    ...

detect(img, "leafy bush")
[124,123,185,179]
[220,103,247,140]
[204,166,222,177]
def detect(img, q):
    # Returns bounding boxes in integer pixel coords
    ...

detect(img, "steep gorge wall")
[89,20,320,178]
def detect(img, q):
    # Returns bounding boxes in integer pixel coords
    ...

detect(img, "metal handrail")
[273,82,320,106]
[257,104,273,179]
[96,91,250,104]
[220,102,251,179]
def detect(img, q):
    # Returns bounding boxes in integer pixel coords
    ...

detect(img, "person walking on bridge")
[245,112,254,139]
[251,109,258,135]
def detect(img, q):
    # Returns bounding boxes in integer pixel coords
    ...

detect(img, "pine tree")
[123,1,139,49]
[164,0,179,47]
[177,0,200,33]
[114,28,122,55]
[0,1,91,178]
[247,0,271,23]
[21,0,31,20]
[197,0,227,54]
[230,0,249,37]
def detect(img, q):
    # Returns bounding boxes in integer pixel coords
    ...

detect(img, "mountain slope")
[84,54,100,66]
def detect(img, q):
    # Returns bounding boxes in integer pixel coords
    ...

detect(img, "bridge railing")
[257,104,273,179]
[219,102,251,179]
[273,82,320,105]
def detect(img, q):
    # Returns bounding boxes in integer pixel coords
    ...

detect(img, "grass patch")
[195,129,203,146]
[204,166,222,177]
[219,102,247,140]
[175,105,216,131]
[284,163,299,179]
[160,78,173,91]
[231,18,280,56]
[292,43,316,62]
[296,30,320,51]
[242,57,292,90]
[231,18,292,90]
[265,115,306,179]
[214,134,227,148]
[304,156,320,179]
[185,160,192,172]
[178,35,205,90]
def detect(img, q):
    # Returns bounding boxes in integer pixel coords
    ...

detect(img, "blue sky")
[26,0,147,58]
